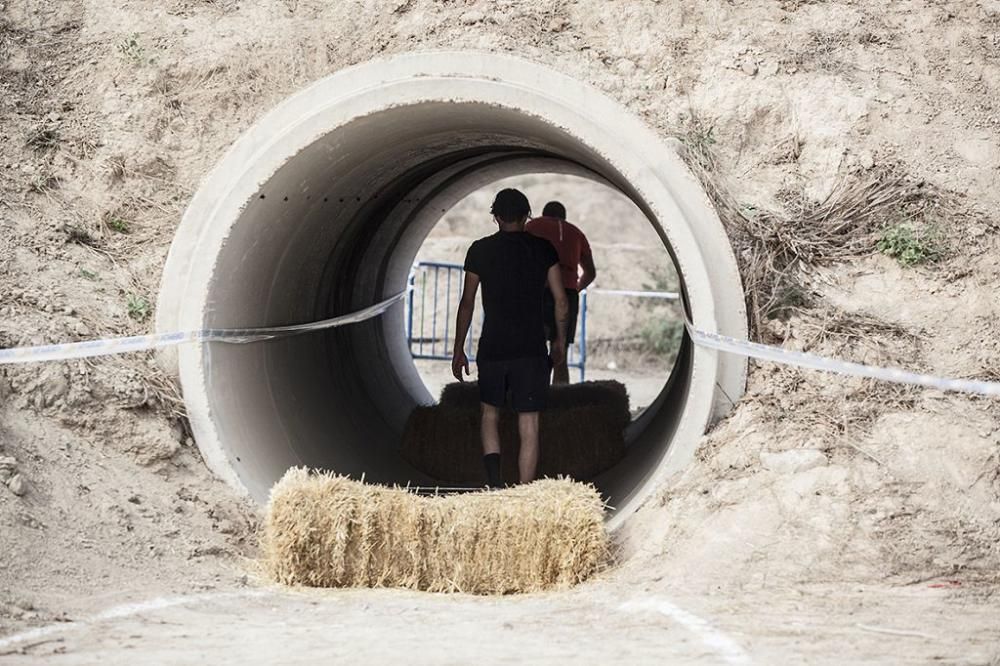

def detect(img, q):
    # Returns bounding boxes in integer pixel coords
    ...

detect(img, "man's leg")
[550,289,578,385]
[480,403,502,487]
[480,403,501,456]
[517,411,539,483]
[551,356,570,385]
[477,360,506,488]
[509,356,549,484]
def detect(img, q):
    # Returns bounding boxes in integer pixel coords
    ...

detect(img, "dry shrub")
[676,112,977,337]
[402,381,629,485]
[260,468,610,594]
[747,363,919,440]
[786,306,923,366]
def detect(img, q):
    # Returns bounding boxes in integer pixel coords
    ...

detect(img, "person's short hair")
[542,201,566,220]
[490,188,531,224]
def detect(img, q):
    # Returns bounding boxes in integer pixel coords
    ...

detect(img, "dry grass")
[675,112,976,337]
[260,468,610,594]
[746,364,920,442]
[403,381,629,485]
[791,307,923,366]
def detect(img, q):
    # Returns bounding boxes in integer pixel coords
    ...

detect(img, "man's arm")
[546,264,569,365]
[451,271,480,381]
[578,249,596,292]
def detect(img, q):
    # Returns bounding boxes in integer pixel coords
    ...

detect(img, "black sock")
[483,453,502,488]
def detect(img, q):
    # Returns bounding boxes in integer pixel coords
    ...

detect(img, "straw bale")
[439,379,630,415]
[402,381,629,485]
[260,468,610,594]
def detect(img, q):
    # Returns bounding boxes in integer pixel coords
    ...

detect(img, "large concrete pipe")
[157,52,747,529]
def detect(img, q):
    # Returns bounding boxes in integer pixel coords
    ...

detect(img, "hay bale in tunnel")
[260,468,609,594]
[402,380,630,486]
[439,379,630,415]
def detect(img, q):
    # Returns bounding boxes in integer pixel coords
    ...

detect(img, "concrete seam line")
[619,597,752,665]
[0,591,269,650]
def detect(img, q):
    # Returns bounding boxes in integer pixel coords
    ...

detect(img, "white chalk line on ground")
[1,589,749,664]
[619,597,753,665]
[0,590,269,651]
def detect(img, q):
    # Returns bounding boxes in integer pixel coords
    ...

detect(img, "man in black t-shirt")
[452,188,570,488]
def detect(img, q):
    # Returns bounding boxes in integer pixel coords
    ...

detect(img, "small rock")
[760,449,827,474]
[74,321,90,337]
[190,544,230,559]
[216,519,237,535]
[0,455,17,472]
[17,512,42,528]
[615,58,636,76]
[127,494,141,505]
[460,10,485,25]
[858,150,875,169]
[765,318,789,340]
[741,60,758,76]
[548,17,569,32]
[760,61,779,77]
[7,473,27,496]
[62,306,74,316]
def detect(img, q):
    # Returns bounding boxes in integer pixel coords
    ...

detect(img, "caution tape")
[0,291,407,365]
[2,288,998,399]
[687,323,1000,398]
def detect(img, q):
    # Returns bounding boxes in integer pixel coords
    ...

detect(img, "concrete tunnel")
[156,51,748,530]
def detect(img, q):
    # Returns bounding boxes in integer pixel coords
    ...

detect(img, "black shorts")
[477,356,551,413]
[543,288,580,344]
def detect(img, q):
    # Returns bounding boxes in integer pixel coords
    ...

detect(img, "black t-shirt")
[464,231,559,361]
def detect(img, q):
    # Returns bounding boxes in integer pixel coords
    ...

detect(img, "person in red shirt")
[526,201,597,384]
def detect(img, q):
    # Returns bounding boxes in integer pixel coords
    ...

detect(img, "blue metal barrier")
[405,260,681,383]
[406,261,588,381]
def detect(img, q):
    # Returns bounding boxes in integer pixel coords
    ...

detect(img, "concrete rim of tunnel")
[156,51,748,530]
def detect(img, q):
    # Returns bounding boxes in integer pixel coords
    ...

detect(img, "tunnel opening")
[411,171,684,417]
[157,52,747,529]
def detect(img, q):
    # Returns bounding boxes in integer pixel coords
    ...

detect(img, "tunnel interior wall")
[157,52,748,526]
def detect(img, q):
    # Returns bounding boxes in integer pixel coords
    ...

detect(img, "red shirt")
[525,216,592,291]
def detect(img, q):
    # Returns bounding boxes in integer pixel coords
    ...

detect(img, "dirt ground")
[1,580,997,664]
[2,0,1000,662]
